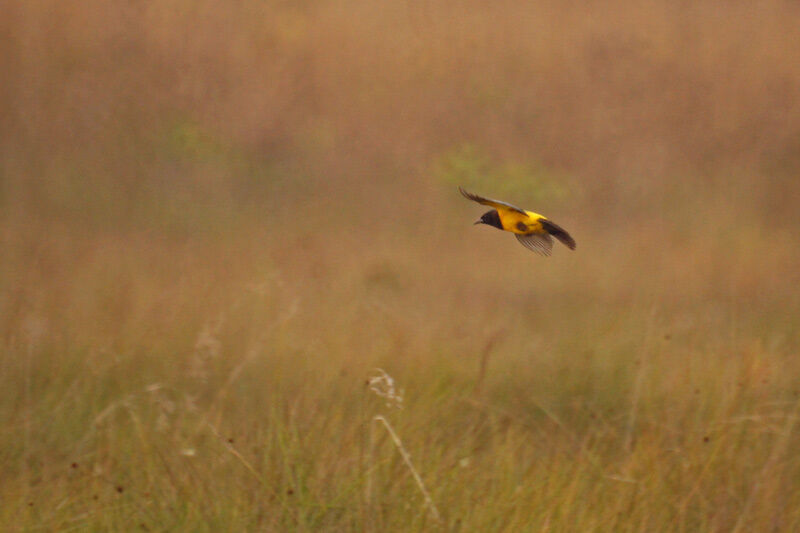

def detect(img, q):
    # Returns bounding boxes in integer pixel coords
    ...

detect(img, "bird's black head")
[475,210,503,230]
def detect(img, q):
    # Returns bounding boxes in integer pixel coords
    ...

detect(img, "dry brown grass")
[2,0,800,530]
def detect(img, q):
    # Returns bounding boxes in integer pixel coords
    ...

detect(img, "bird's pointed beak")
[474,219,482,225]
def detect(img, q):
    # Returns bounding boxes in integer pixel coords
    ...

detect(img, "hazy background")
[2,1,800,530]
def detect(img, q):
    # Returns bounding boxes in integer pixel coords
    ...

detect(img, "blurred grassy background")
[2,0,800,530]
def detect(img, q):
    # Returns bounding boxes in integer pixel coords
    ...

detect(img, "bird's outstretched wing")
[541,219,576,250]
[516,233,553,256]
[459,187,527,215]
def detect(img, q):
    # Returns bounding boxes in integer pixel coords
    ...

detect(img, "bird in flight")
[459,186,576,256]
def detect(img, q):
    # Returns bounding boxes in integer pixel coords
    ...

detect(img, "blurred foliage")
[2,0,800,529]
[433,143,571,206]
[161,118,231,163]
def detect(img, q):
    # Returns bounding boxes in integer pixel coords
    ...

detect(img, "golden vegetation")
[2,0,800,530]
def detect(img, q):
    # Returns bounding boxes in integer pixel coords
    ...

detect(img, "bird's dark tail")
[541,219,576,250]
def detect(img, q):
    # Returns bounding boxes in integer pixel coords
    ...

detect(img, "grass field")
[2,1,800,530]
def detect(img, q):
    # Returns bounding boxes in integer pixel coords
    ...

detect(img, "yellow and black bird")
[459,186,576,256]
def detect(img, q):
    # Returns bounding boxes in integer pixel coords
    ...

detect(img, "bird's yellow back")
[496,209,546,234]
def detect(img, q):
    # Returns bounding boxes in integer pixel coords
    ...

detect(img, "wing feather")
[515,233,553,256]
[459,187,527,215]
[540,219,576,250]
